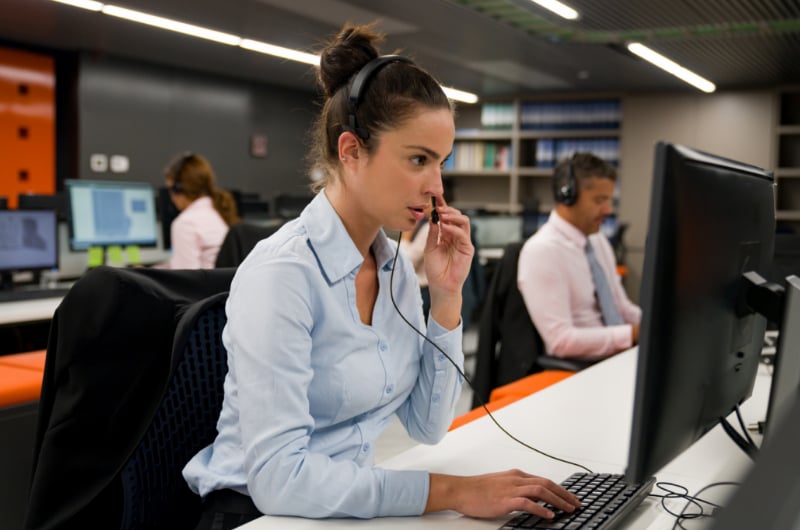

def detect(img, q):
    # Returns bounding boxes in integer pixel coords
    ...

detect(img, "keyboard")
[0,287,71,303]
[499,473,656,530]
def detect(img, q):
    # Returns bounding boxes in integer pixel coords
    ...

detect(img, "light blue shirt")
[183,191,464,518]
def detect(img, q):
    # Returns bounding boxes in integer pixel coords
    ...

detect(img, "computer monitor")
[65,179,158,251]
[759,274,800,442]
[471,214,523,249]
[625,142,775,484]
[18,192,68,221]
[0,209,58,289]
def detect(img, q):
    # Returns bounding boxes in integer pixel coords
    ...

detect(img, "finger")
[510,498,556,520]
[517,483,580,512]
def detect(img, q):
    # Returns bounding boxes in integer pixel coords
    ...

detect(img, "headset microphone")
[430,196,439,224]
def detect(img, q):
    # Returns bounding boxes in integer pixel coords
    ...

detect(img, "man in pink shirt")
[517,153,640,361]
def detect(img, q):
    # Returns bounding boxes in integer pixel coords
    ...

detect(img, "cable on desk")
[647,481,739,530]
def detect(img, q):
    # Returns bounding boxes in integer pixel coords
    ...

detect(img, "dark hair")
[307,23,453,191]
[552,152,617,202]
[165,152,241,226]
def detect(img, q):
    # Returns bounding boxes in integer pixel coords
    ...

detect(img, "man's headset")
[554,153,579,206]
[169,152,194,194]
[347,55,413,141]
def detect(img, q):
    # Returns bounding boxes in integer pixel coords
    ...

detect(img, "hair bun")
[318,24,384,97]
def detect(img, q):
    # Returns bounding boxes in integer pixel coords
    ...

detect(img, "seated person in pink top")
[518,152,641,361]
[159,153,240,269]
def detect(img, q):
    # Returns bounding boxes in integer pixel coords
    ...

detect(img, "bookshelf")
[775,87,800,227]
[447,97,621,214]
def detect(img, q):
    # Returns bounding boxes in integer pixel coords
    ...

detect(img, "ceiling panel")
[0,0,797,99]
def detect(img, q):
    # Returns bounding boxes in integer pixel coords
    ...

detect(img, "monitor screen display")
[471,214,523,249]
[0,209,58,273]
[66,179,158,250]
[626,142,775,483]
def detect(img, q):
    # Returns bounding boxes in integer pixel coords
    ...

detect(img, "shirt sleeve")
[396,316,464,444]
[226,259,432,518]
[518,239,632,360]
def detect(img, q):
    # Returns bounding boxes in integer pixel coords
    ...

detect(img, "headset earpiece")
[555,154,579,206]
[347,55,413,141]
[170,152,194,194]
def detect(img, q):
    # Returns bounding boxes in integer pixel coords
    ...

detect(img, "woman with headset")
[158,153,239,269]
[182,23,579,529]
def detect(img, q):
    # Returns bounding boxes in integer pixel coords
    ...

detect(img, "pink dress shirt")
[162,196,229,269]
[517,210,641,360]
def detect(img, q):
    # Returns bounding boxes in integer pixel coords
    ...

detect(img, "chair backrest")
[119,291,229,529]
[215,221,282,268]
[25,266,234,529]
[472,241,590,408]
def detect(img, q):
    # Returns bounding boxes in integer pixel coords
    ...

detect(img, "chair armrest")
[536,355,594,372]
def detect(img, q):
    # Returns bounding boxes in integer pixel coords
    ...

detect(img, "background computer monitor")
[471,214,523,249]
[0,209,58,288]
[66,179,158,251]
[625,142,775,483]
[18,192,68,221]
[761,274,800,442]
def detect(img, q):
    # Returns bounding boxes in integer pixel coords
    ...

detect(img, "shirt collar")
[301,191,396,283]
[184,195,213,212]
[548,209,589,249]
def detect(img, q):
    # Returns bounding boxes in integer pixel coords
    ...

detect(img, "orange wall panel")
[0,47,55,209]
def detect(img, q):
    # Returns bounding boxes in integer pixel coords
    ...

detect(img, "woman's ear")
[338,130,362,165]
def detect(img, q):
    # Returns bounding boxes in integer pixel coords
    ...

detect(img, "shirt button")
[437,354,445,362]
[385,385,394,395]
[379,341,388,352]
[362,443,370,452]
[432,394,440,403]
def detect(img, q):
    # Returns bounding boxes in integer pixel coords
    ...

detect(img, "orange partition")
[0,46,55,209]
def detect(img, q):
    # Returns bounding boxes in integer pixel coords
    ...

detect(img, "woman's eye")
[411,155,426,166]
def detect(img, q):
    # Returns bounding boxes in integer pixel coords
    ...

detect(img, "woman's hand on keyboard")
[425,469,581,519]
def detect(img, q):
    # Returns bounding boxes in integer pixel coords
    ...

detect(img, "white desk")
[0,297,62,326]
[238,349,771,530]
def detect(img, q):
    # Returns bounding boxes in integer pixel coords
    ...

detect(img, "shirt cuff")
[379,469,430,516]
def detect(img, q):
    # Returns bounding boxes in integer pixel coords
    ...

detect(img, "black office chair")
[472,240,591,408]
[119,291,229,529]
[215,221,283,268]
[25,266,235,529]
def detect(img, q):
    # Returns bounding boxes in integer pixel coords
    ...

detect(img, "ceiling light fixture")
[528,0,579,21]
[101,5,241,46]
[442,86,479,104]
[50,0,103,10]
[239,39,319,66]
[627,42,716,93]
[47,0,479,103]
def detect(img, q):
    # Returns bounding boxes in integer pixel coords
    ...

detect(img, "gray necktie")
[586,241,624,326]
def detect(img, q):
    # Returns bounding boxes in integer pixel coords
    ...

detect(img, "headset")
[347,55,413,141]
[554,153,579,206]
[169,152,194,194]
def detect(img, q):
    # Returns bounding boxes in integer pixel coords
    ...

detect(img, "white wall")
[617,90,775,301]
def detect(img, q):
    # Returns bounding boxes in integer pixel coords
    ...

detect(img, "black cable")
[648,481,738,530]
[719,417,758,459]
[735,404,756,448]
[671,481,739,530]
[389,232,594,474]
